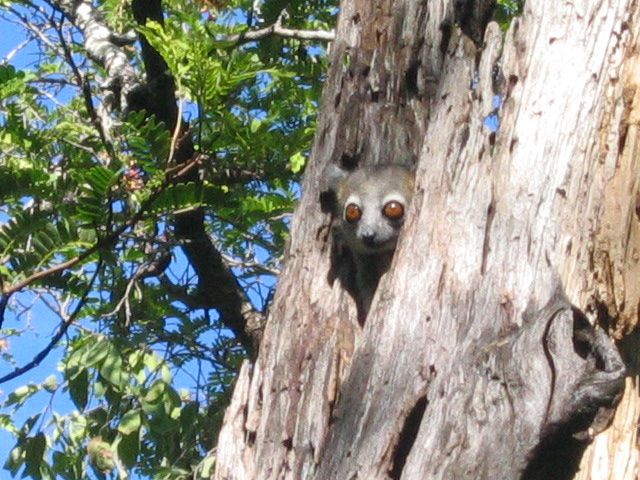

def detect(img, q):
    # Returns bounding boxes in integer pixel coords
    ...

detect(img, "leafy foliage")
[495,0,523,29]
[0,0,336,477]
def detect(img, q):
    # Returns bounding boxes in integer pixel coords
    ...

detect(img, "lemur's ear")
[320,164,349,214]
[324,164,349,192]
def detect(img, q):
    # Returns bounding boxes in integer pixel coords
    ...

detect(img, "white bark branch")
[225,25,335,43]
[220,13,335,44]
[51,0,139,112]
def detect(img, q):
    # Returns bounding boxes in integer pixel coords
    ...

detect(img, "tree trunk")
[214,1,640,479]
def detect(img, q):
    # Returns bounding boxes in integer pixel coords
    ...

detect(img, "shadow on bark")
[519,294,626,479]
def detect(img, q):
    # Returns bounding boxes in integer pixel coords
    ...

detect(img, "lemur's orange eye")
[383,201,404,220]
[344,203,362,223]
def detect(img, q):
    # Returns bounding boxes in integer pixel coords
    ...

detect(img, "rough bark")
[215,1,640,479]
[572,20,640,476]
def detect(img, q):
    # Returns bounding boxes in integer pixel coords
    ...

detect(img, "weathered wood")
[568,17,640,476]
[576,375,640,480]
[214,1,640,478]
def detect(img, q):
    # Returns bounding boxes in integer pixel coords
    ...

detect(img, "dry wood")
[214,1,640,479]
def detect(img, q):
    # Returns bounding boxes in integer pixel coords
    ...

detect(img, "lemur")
[324,164,414,321]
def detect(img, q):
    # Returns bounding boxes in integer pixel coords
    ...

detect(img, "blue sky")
[0,10,77,466]
[0,7,278,476]
[0,11,163,477]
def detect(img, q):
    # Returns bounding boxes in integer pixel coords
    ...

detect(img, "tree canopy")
[0,0,335,477]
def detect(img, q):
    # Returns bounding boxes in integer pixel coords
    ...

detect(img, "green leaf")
[23,432,46,478]
[200,455,216,477]
[0,414,17,435]
[115,431,140,468]
[19,414,42,437]
[117,409,142,435]
[4,445,23,476]
[68,369,89,410]
[99,346,125,390]
[68,413,88,445]
[141,380,166,410]
[66,335,110,373]
[149,182,226,215]
[250,118,262,133]
[42,375,58,393]
[4,384,39,408]
[76,167,117,223]
[289,152,306,173]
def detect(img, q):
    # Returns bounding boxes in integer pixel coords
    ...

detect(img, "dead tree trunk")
[214,1,640,479]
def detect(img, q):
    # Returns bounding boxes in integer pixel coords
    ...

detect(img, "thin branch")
[104,244,171,320]
[269,212,293,222]
[221,15,335,44]
[0,296,8,330]
[212,213,277,252]
[47,0,139,111]
[104,274,136,320]
[8,5,110,145]
[60,137,98,156]
[6,7,60,54]
[1,155,202,298]
[34,87,66,109]
[167,98,184,168]
[3,7,69,107]
[28,77,78,87]
[1,38,31,64]
[159,275,208,310]
[52,13,113,151]
[0,258,103,385]
[220,253,281,276]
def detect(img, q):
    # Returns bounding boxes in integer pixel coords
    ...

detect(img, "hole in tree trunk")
[389,395,428,479]
[521,428,588,480]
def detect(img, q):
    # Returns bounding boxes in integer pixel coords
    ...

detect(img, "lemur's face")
[335,166,413,254]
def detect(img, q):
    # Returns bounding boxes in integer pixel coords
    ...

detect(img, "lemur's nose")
[361,233,376,246]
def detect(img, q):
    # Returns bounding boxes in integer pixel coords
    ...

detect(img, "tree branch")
[52,13,114,151]
[0,155,202,299]
[212,10,334,45]
[0,258,103,385]
[48,0,139,113]
[222,22,335,44]
[131,0,265,357]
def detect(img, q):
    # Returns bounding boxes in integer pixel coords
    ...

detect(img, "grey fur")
[327,164,414,319]
[332,165,414,254]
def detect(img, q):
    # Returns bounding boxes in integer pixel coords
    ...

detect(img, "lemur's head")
[327,165,414,254]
